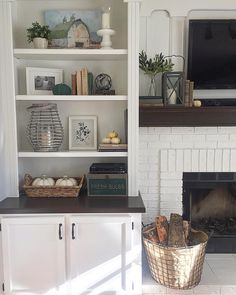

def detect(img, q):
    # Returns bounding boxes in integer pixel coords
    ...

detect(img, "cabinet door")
[1,216,67,294]
[68,215,132,294]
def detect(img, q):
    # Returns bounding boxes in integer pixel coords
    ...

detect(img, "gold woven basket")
[23,174,85,198]
[143,224,208,290]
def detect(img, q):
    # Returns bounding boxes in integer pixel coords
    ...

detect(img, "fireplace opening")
[183,172,236,253]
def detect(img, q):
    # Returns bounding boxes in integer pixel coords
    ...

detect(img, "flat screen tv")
[187,19,236,89]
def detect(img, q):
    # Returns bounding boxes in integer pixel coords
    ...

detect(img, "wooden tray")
[23,174,85,198]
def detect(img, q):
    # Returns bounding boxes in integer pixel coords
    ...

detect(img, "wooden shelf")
[18,151,128,158]
[16,95,127,101]
[14,48,128,60]
[139,106,236,127]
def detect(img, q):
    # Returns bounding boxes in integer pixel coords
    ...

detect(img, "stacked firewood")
[144,213,191,247]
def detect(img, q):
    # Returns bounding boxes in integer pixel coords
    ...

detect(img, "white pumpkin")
[111,137,121,144]
[56,176,77,186]
[32,175,55,186]
[102,137,111,144]
[107,130,118,138]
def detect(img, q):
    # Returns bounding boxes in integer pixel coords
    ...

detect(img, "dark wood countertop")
[0,193,145,214]
[139,106,236,127]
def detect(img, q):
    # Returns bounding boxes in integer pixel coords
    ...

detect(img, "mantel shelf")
[14,48,128,60]
[18,151,128,158]
[16,95,127,101]
[139,106,236,127]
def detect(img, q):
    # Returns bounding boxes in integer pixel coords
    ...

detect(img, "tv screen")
[187,19,236,89]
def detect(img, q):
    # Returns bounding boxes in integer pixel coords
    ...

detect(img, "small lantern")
[162,71,184,105]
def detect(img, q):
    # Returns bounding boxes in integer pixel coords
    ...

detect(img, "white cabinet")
[0,213,141,294]
[68,215,132,294]
[1,216,67,294]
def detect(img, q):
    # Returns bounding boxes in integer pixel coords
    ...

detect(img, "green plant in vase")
[139,50,174,96]
[27,22,51,48]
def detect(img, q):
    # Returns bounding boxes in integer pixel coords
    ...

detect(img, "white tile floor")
[142,254,236,295]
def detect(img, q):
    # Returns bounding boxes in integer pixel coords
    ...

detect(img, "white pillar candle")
[102,10,110,29]
[167,88,177,104]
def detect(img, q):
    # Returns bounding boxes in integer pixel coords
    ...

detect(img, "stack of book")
[71,68,94,95]
[98,143,128,152]
[184,80,194,107]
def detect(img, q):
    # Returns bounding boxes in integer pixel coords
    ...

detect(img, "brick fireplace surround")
[140,127,236,294]
[139,126,236,224]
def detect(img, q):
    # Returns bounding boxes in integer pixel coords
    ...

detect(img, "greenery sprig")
[27,22,51,43]
[139,50,174,76]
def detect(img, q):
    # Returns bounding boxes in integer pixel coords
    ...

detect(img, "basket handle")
[24,174,33,186]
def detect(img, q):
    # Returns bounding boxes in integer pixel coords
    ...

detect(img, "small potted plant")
[139,50,174,96]
[27,22,51,49]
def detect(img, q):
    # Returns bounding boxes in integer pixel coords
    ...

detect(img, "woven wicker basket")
[143,224,208,290]
[23,174,85,198]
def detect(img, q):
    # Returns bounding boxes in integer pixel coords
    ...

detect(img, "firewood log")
[168,213,186,247]
[155,216,169,245]
[183,220,190,245]
[144,227,159,243]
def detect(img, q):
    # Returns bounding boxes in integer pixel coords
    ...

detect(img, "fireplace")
[183,172,236,253]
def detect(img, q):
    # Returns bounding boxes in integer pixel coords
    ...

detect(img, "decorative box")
[87,173,127,196]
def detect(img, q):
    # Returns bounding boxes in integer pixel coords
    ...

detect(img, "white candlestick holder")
[97,29,116,49]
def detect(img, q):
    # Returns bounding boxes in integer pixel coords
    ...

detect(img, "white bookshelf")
[18,151,128,158]
[14,48,128,60]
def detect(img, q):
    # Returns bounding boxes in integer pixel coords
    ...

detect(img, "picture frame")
[44,10,102,49]
[26,67,63,95]
[69,115,97,150]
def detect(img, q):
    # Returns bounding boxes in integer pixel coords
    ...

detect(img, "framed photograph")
[44,10,102,48]
[26,67,63,95]
[69,115,97,150]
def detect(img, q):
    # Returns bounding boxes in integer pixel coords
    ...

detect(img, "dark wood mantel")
[139,106,236,127]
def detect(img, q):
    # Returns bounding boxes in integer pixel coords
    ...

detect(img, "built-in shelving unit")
[18,151,128,158]
[14,48,128,60]
[16,95,128,101]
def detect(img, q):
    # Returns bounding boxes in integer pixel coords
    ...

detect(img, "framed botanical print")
[69,115,97,150]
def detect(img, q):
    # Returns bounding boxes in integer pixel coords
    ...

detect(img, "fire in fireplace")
[183,172,236,253]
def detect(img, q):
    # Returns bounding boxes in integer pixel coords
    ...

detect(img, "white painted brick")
[191,149,199,172]
[229,134,236,141]
[147,156,159,164]
[140,134,158,142]
[160,134,182,142]
[138,187,148,194]
[221,286,236,295]
[194,141,217,148]
[139,127,148,135]
[230,149,236,171]
[218,141,236,148]
[199,149,207,171]
[159,193,182,201]
[161,180,182,187]
[215,149,223,171]
[184,149,192,171]
[148,142,171,149]
[222,149,230,172]
[207,149,215,171]
[148,127,171,134]
[160,172,182,179]
[146,148,158,156]
[194,127,218,133]
[140,164,154,172]
[160,150,168,172]
[182,134,205,142]
[218,126,236,133]
[148,172,158,179]
[207,134,229,141]
[139,142,148,150]
[139,172,148,180]
[168,150,176,172]
[171,127,194,133]
[148,187,159,194]
[160,200,181,209]
[161,207,182,216]
[172,142,194,149]
[160,186,182,194]
[176,149,184,172]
